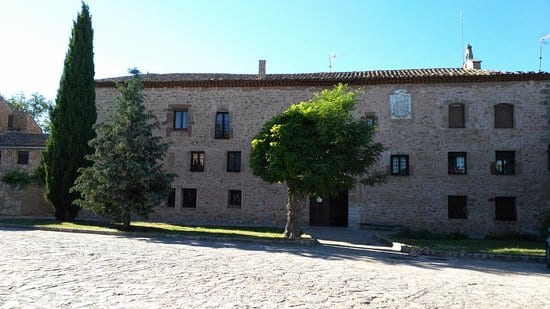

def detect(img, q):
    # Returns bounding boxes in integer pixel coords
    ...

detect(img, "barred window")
[182,189,197,208]
[448,152,467,174]
[228,190,241,208]
[227,151,241,172]
[390,155,409,176]
[215,112,230,139]
[17,151,29,165]
[494,151,515,175]
[166,188,176,208]
[190,151,205,172]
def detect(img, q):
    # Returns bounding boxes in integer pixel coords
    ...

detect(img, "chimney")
[462,44,482,70]
[258,60,266,79]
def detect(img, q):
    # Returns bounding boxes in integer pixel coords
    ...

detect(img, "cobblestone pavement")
[1,228,549,308]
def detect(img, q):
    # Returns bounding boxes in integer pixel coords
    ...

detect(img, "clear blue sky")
[1,0,549,99]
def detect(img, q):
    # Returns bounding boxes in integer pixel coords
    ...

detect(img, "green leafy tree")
[250,84,386,238]
[43,3,96,220]
[71,72,174,229]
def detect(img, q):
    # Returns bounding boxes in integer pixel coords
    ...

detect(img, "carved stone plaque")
[389,89,412,119]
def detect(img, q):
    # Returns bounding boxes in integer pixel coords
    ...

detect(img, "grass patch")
[0,218,287,240]
[391,229,545,257]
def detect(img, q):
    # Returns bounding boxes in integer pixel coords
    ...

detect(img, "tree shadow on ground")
[130,232,549,276]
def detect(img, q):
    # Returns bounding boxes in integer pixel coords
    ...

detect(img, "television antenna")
[539,34,550,72]
[329,52,337,72]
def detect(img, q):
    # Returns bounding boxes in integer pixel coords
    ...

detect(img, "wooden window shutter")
[449,104,465,128]
[494,104,513,128]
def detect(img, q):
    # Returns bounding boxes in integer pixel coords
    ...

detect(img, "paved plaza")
[0,228,549,308]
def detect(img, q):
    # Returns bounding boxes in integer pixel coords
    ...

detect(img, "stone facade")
[96,67,550,237]
[0,98,50,217]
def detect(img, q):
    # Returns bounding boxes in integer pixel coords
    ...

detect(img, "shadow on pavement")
[128,227,549,276]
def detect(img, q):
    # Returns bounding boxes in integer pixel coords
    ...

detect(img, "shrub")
[2,169,33,188]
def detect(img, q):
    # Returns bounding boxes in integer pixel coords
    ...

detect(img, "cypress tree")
[43,3,96,220]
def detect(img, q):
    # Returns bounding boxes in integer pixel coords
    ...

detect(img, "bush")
[2,169,33,187]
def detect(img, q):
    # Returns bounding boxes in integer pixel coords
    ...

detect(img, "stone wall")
[0,148,44,173]
[96,80,550,236]
[0,183,51,217]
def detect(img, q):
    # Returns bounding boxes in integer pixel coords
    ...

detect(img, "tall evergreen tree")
[71,72,174,229]
[43,3,96,220]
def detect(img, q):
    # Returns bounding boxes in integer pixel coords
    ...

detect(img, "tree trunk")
[122,209,131,230]
[283,188,305,239]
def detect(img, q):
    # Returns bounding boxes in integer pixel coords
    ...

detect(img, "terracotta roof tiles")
[96,68,550,88]
[0,132,48,148]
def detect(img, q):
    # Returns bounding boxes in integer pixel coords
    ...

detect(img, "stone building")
[95,55,550,237]
[0,97,46,173]
[0,97,50,216]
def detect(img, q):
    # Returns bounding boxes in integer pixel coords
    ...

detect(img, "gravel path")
[0,229,548,308]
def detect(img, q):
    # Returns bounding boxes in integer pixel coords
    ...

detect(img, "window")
[448,103,465,128]
[7,115,13,129]
[390,155,409,176]
[166,188,176,208]
[228,190,241,208]
[215,112,230,139]
[173,110,188,130]
[182,188,197,208]
[548,144,550,171]
[17,151,29,165]
[494,103,513,128]
[494,151,515,175]
[364,113,377,128]
[227,151,241,172]
[448,152,467,174]
[190,151,204,171]
[448,196,468,219]
[495,197,517,221]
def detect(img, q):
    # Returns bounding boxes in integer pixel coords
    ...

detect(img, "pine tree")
[43,3,96,220]
[71,72,174,229]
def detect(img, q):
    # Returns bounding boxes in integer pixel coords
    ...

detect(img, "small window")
[227,151,241,172]
[7,115,13,129]
[190,151,205,172]
[215,112,230,139]
[448,152,467,174]
[494,151,515,175]
[366,116,376,128]
[173,110,188,130]
[228,190,241,208]
[182,188,197,208]
[17,151,29,165]
[390,155,409,176]
[448,103,465,128]
[166,188,176,208]
[495,197,517,221]
[448,195,468,219]
[494,103,513,128]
